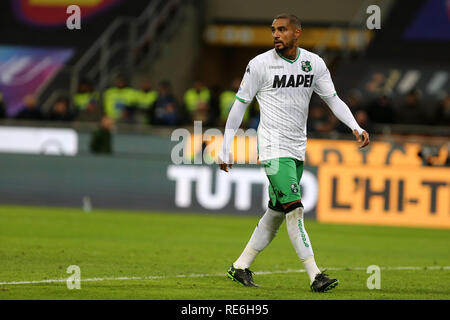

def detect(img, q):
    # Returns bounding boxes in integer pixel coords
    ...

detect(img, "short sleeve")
[235,60,262,103]
[313,57,336,98]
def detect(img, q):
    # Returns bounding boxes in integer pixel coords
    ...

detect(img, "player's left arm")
[313,57,369,149]
[322,94,370,149]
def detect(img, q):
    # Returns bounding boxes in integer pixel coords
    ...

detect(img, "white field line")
[0,266,449,286]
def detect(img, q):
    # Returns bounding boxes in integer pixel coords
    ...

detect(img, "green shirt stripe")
[235,95,248,103]
[276,48,301,64]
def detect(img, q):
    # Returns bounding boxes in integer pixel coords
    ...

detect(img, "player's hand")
[218,153,233,172]
[353,129,370,149]
[219,162,233,172]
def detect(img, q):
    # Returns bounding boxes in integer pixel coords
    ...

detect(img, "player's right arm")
[219,99,249,172]
[219,60,262,172]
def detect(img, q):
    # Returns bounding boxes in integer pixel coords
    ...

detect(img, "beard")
[274,39,295,53]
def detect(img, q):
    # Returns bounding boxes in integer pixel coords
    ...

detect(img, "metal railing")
[40,0,182,112]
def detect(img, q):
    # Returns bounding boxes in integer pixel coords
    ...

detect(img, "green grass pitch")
[0,205,449,300]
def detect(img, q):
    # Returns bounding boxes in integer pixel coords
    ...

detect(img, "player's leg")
[227,205,285,286]
[266,158,316,276]
[284,201,340,291]
[286,159,320,282]
[227,159,286,287]
[233,206,285,270]
[272,158,338,291]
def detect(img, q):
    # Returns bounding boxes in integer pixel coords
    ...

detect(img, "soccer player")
[218,13,370,292]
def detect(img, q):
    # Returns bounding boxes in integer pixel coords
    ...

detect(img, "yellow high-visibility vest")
[103,87,139,119]
[183,88,210,114]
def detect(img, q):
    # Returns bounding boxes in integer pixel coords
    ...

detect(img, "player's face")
[271,19,299,51]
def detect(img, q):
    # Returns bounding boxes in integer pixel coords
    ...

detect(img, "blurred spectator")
[183,80,210,122]
[219,78,250,127]
[398,88,427,125]
[15,95,43,120]
[73,78,99,113]
[247,101,260,130]
[366,93,397,124]
[333,107,372,134]
[354,109,373,133]
[0,92,5,119]
[136,78,158,124]
[103,75,138,123]
[417,145,447,167]
[344,89,365,113]
[151,81,178,126]
[47,97,73,122]
[74,100,103,122]
[432,93,450,126]
[90,116,114,154]
[307,98,335,133]
[332,90,372,133]
[206,85,221,127]
[192,100,209,123]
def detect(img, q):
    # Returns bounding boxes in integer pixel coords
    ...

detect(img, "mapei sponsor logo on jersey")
[272,74,314,88]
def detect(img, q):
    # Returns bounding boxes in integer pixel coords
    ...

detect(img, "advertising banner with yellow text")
[317,165,449,229]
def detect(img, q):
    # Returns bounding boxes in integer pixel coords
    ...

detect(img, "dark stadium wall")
[204,0,393,25]
[195,0,396,94]
[0,0,150,61]
[0,153,319,219]
[367,0,450,61]
[197,46,269,90]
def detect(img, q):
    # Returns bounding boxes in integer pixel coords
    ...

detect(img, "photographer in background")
[90,116,114,154]
[15,95,43,120]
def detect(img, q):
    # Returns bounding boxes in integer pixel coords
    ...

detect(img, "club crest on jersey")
[301,61,312,72]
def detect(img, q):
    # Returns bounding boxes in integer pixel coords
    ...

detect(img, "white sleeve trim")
[219,99,249,163]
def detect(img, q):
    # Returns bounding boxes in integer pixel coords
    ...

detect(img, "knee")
[282,200,303,214]
[259,211,284,232]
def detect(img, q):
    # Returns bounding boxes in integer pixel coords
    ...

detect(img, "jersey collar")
[276,48,300,64]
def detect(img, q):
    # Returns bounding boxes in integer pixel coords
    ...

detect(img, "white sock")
[233,208,285,269]
[233,245,259,270]
[285,207,320,283]
[303,256,321,284]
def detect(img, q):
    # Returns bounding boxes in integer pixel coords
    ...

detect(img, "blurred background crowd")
[0,0,448,156]
[1,74,448,139]
[1,76,448,131]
